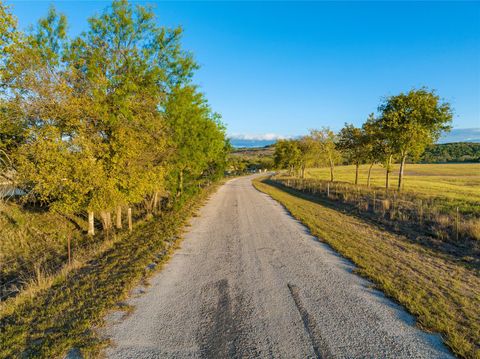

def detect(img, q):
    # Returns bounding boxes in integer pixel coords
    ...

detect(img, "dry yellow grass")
[254,178,480,358]
[305,163,480,215]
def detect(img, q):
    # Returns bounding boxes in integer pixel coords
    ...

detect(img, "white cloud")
[228,133,291,141]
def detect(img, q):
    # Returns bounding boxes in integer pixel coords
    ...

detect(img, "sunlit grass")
[305,163,480,215]
[253,178,480,359]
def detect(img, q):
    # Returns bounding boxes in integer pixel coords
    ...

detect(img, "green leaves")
[1,0,228,222]
[377,88,453,159]
[165,85,228,195]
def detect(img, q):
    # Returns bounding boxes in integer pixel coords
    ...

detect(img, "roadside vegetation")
[253,178,480,358]
[268,87,479,358]
[0,0,228,355]
[0,0,228,304]
[272,89,480,244]
[0,182,220,358]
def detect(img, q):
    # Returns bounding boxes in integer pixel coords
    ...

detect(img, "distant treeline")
[418,142,480,163]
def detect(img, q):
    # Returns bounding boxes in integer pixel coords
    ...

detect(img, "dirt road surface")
[104,176,452,358]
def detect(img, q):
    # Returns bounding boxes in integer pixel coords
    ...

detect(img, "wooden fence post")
[67,235,71,266]
[128,207,132,232]
[88,211,94,236]
[327,183,330,198]
[392,193,396,220]
[455,207,459,241]
[419,200,423,224]
[116,206,122,229]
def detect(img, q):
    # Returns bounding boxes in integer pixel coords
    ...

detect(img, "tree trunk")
[398,154,407,192]
[329,158,334,182]
[301,165,305,179]
[367,162,374,187]
[88,211,95,236]
[100,211,112,231]
[144,194,155,217]
[153,191,160,213]
[354,162,359,185]
[115,206,122,229]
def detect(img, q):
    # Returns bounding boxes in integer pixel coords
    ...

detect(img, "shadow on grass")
[261,178,480,272]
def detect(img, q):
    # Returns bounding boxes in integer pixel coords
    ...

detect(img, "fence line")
[270,176,477,243]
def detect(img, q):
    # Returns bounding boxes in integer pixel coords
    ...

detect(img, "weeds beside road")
[253,177,480,359]
[0,182,221,358]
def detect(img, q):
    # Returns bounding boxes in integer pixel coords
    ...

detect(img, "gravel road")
[104,175,452,358]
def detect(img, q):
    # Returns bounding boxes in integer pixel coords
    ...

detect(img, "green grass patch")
[0,183,220,358]
[253,177,480,359]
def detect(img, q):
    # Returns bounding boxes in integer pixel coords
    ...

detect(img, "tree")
[63,0,197,223]
[337,124,368,185]
[377,88,453,191]
[164,85,228,199]
[4,1,227,234]
[310,127,341,182]
[362,113,395,188]
[297,136,318,179]
[274,139,301,175]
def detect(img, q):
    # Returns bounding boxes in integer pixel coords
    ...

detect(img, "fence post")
[392,193,396,220]
[327,183,330,198]
[116,206,122,229]
[419,200,423,224]
[455,207,459,241]
[373,191,376,212]
[128,208,133,232]
[67,235,71,266]
[88,211,95,236]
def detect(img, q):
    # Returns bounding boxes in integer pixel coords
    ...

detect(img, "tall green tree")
[4,1,226,232]
[297,136,318,179]
[62,0,197,223]
[377,88,453,191]
[337,124,367,185]
[274,139,301,175]
[164,85,227,199]
[0,1,21,178]
[3,6,78,212]
[310,127,341,182]
[362,114,395,188]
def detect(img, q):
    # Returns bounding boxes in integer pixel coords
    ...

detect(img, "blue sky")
[7,1,480,139]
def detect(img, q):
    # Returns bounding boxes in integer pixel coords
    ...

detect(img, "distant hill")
[229,138,277,148]
[230,145,275,157]
[438,128,480,144]
[230,142,480,164]
[419,142,480,163]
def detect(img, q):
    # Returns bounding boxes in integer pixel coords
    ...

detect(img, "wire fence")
[0,222,120,302]
[270,175,479,243]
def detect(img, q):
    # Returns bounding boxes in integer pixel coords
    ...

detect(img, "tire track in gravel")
[287,283,332,359]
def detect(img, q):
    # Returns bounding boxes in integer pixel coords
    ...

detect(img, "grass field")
[305,163,480,215]
[253,178,480,359]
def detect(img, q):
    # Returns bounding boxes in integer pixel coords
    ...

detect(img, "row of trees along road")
[0,1,229,234]
[274,88,453,191]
